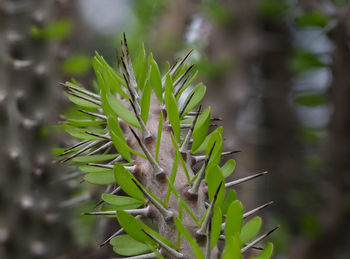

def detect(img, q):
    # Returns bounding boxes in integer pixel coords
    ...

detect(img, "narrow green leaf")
[65,127,105,141]
[221,234,241,259]
[107,115,131,162]
[211,207,222,248]
[72,154,118,163]
[79,166,111,173]
[116,211,156,246]
[206,132,223,169]
[140,79,151,123]
[221,159,236,178]
[155,110,163,162]
[134,43,147,91]
[166,152,178,206]
[169,133,190,182]
[67,119,105,127]
[191,107,211,152]
[66,94,100,109]
[114,163,145,202]
[174,218,204,259]
[222,189,237,215]
[251,243,274,259]
[180,83,206,118]
[110,234,152,256]
[240,216,262,244]
[165,75,181,142]
[225,201,243,238]
[84,171,115,185]
[192,126,223,154]
[102,194,145,210]
[106,93,141,129]
[205,165,224,203]
[150,54,163,104]
[176,70,199,99]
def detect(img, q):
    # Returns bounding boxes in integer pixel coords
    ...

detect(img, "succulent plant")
[59,34,277,259]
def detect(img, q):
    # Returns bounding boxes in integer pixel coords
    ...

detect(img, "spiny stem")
[225,171,268,188]
[129,127,164,176]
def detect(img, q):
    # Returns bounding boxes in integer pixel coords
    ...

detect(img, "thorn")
[60,140,89,155]
[179,91,195,118]
[66,90,102,106]
[173,64,194,88]
[84,206,150,216]
[60,82,101,100]
[192,150,241,164]
[129,127,163,176]
[131,179,173,220]
[86,141,113,156]
[225,171,268,188]
[99,215,142,247]
[188,142,216,195]
[129,100,152,140]
[221,201,274,230]
[58,140,103,163]
[196,181,222,236]
[85,131,111,140]
[78,110,107,120]
[179,105,201,153]
[170,49,193,77]
[241,226,279,253]
[110,252,157,259]
[142,230,183,258]
[95,186,122,208]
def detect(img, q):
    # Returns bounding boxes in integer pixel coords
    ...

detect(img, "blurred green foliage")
[296,11,330,27]
[62,55,91,76]
[294,91,327,107]
[31,20,72,40]
[258,0,290,19]
[288,49,327,74]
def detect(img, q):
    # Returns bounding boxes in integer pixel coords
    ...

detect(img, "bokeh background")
[1,0,350,258]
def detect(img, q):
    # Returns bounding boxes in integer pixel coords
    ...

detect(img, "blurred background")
[1,0,349,258]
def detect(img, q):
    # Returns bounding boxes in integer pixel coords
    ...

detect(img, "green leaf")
[192,127,223,154]
[221,234,241,259]
[72,154,118,163]
[297,11,330,27]
[116,211,156,246]
[155,110,163,162]
[106,92,141,129]
[140,79,151,123]
[41,20,72,40]
[191,107,211,152]
[65,127,104,141]
[221,159,236,178]
[251,243,274,259]
[66,93,100,109]
[225,200,243,238]
[114,163,146,202]
[79,166,111,173]
[294,91,327,107]
[84,171,115,185]
[240,216,262,244]
[110,235,152,256]
[176,70,199,100]
[180,83,206,118]
[169,133,191,182]
[107,115,131,162]
[102,194,145,210]
[211,207,222,248]
[165,75,181,142]
[206,132,223,169]
[166,152,178,206]
[134,43,147,91]
[174,218,204,259]
[289,49,326,74]
[222,189,237,215]
[205,165,224,203]
[67,119,105,127]
[150,54,163,104]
